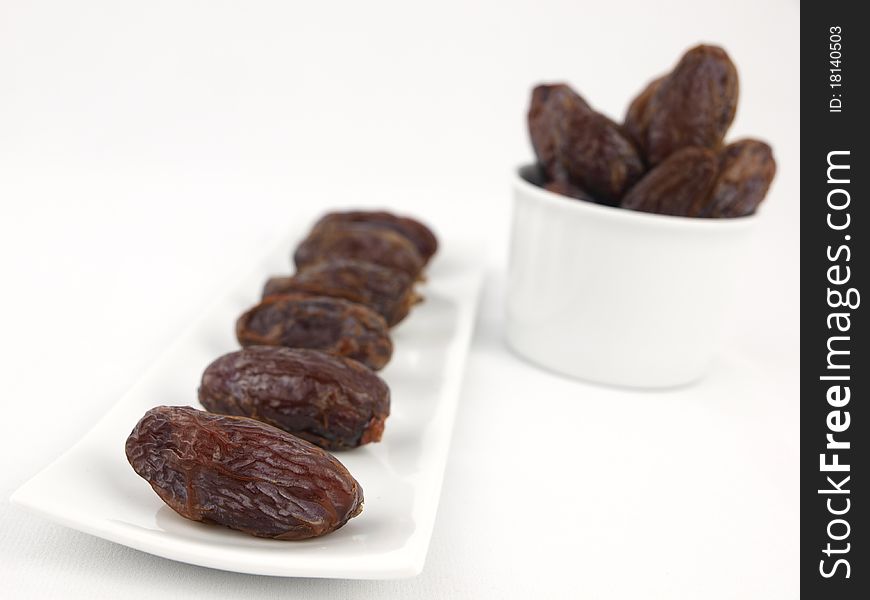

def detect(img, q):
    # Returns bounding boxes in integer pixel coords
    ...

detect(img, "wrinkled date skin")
[557,103,645,205]
[621,147,719,216]
[528,83,644,204]
[312,211,438,264]
[295,223,424,279]
[199,346,390,450]
[264,259,419,327]
[528,84,589,181]
[704,139,776,217]
[236,294,393,370]
[626,45,739,166]
[623,76,663,153]
[125,405,364,540]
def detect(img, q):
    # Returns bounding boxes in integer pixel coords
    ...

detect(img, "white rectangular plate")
[11,235,483,579]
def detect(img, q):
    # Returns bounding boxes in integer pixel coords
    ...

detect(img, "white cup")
[506,165,758,388]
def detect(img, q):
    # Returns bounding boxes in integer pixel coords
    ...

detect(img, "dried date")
[703,139,776,217]
[263,259,419,327]
[125,405,363,540]
[623,76,663,153]
[557,104,645,205]
[236,293,392,370]
[312,211,438,264]
[199,346,390,450]
[528,83,590,181]
[528,83,644,204]
[621,147,719,216]
[628,45,739,166]
[294,223,424,279]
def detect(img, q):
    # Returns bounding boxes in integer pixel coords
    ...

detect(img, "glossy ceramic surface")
[506,166,757,387]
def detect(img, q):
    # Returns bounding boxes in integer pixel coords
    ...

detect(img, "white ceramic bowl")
[506,165,758,388]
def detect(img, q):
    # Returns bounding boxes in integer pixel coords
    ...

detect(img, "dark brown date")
[263,259,419,327]
[294,223,424,279]
[623,76,663,154]
[557,105,645,205]
[703,139,776,217]
[125,405,363,540]
[312,211,438,264]
[236,294,392,370]
[621,147,719,217]
[528,83,590,182]
[199,346,390,450]
[628,45,739,166]
[528,83,644,204]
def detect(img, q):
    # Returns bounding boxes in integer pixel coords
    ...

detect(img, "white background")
[0,0,799,598]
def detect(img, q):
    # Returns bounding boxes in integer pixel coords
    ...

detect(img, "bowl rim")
[513,164,759,231]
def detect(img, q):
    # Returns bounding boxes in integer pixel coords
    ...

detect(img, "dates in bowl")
[507,44,772,388]
[527,44,776,218]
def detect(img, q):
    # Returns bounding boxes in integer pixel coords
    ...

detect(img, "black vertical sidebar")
[802,4,868,598]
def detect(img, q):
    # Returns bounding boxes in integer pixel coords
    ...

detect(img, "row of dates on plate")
[125,211,437,540]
